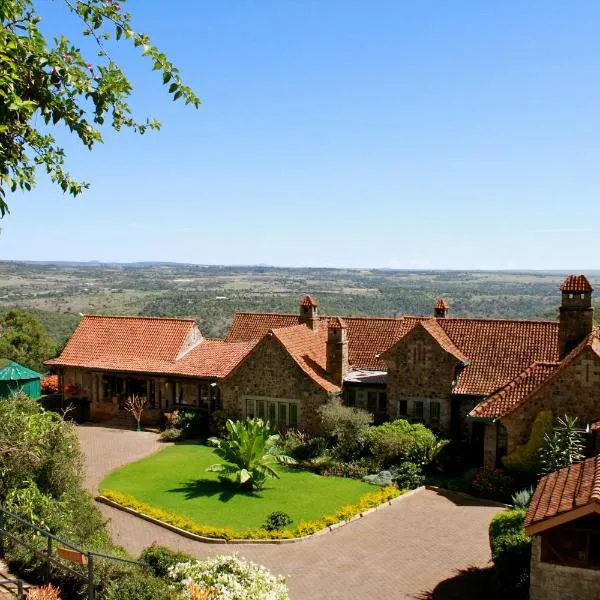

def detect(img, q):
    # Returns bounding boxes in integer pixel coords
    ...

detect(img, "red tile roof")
[46,315,255,378]
[226,312,559,396]
[301,295,318,307]
[438,318,559,395]
[435,299,449,310]
[525,455,600,535]
[271,325,339,392]
[469,362,560,419]
[329,316,348,329]
[561,274,593,293]
[478,326,600,420]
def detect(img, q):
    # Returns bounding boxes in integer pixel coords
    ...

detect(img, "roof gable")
[380,320,469,365]
[223,324,339,393]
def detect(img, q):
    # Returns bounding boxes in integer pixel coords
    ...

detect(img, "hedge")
[489,507,531,598]
[101,485,401,540]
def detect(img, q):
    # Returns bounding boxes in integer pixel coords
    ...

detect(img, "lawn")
[100,444,374,531]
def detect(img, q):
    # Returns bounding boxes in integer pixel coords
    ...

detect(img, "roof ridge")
[231,310,558,325]
[83,314,197,323]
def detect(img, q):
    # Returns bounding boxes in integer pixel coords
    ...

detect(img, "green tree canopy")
[0,309,55,371]
[0,0,200,215]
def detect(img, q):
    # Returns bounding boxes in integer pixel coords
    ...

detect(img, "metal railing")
[0,505,145,599]
[0,578,25,599]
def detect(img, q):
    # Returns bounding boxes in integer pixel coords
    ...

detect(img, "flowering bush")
[169,554,289,600]
[470,467,514,503]
[41,375,58,395]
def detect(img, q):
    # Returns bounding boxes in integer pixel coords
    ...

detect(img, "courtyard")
[78,424,503,599]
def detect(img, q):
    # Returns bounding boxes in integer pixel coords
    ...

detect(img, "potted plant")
[123,394,148,431]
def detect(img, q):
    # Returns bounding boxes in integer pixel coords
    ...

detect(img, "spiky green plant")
[538,415,586,476]
[206,419,296,490]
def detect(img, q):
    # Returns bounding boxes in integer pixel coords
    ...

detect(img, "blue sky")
[2,1,600,269]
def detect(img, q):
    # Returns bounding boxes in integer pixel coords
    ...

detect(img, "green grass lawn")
[100,444,374,530]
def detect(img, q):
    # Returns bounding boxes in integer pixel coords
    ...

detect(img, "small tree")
[318,399,373,461]
[123,394,147,432]
[538,415,586,476]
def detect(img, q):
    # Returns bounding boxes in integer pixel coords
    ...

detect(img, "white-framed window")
[245,397,299,427]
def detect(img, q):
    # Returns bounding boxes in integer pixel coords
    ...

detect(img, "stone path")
[77,425,502,599]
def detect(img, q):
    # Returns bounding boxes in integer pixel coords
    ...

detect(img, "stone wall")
[502,347,600,451]
[529,535,600,600]
[219,334,332,433]
[384,326,459,434]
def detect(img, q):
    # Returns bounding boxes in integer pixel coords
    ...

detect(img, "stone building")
[48,276,600,466]
[525,454,600,600]
[469,275,600,467]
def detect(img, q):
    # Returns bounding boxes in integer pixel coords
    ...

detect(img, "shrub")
[470,467,514,503]
[311,456,371,479]
[277,430,326,462]
[168,554,289,599]
[262,511,293,531]
[502,410,552,474]
[318,400,373,461]
[363,462,424,489]
[393,462,424,490]
[40,375,58,395]
[174,409,208,439]
[103,569,177,600]
[365,419,439,469]
[489,508,531,598]
[140,543,195,578]
[160,427,185,442]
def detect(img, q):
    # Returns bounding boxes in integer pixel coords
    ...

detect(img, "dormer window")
[409,341,429,367]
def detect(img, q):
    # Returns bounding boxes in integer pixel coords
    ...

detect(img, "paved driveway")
[77,425,502,599]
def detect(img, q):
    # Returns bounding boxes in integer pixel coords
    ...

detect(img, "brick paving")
[77,425,502,599]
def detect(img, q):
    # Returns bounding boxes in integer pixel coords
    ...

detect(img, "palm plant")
[206,418,296,490]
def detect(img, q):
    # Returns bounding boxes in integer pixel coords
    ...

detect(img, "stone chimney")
[299,295,319,330]
[327,317,349,386]
[559,275,594,360]
[434,299,449,318]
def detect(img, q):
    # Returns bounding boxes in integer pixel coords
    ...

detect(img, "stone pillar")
[483,422,497,468]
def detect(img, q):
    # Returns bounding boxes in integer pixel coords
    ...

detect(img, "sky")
[2,1,600,269]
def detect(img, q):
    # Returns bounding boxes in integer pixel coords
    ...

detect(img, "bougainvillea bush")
[40,375,58,395]
[169,554,289,600]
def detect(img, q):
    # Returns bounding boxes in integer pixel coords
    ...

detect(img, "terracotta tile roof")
[301,295,318,307]
[525,455,600,535]
[435,299,449,310]
[469,362,560,419]
[46,315,255,379]
[421,320,469,363]
[329,316,348,329]
[271,325,339,392]
[437,318,559,395]
[561,274,593,293]
[226,311,560,395]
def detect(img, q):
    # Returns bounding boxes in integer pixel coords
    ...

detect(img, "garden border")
[95,486,424,545]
